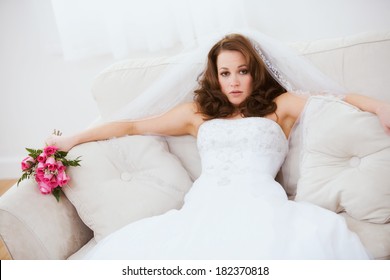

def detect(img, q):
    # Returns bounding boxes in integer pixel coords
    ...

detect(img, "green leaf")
[17,172,30,186]
[25,148,37,154]
[55,151,68,158]
[61,156,82,167]
[52,187,62,202]
[25,148,42,159]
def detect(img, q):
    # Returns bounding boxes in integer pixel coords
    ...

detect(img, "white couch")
[1,31,389,260]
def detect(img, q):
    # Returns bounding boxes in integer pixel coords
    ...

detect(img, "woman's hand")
[376,104,390,135]
[45,134,77,152]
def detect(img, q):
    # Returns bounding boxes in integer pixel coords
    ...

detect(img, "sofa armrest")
[0,180,93,259]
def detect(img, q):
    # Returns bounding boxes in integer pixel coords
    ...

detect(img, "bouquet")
[18,144,81,202]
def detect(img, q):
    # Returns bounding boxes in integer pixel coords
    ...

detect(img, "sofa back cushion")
[291,31,390,103]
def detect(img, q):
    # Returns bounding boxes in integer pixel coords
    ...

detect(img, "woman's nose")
[230,75,240,86]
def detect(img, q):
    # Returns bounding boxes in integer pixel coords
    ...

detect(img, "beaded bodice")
[197,118,288,178]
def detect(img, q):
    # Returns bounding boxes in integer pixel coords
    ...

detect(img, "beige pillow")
[294,97,390,223]
[64,135,193,241]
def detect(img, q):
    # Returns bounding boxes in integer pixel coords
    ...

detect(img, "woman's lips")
[229,90,243,96]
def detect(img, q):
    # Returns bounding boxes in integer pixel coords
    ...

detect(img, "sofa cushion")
[291,31,390,103]
[64,135,193,241]
[165,135,201,181]
[293,96,390,223]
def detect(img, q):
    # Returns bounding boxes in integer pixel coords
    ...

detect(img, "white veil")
[109,29,347,122]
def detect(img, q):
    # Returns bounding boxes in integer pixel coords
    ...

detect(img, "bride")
[47,32,390,259]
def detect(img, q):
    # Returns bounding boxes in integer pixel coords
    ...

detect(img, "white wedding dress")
[85,117,370,259]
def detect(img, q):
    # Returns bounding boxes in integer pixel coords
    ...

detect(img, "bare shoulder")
[176,102,202,120]
[167,102,198,118]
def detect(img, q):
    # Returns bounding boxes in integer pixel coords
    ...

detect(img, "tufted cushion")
[63,135,193,241]
[294,96,390,223]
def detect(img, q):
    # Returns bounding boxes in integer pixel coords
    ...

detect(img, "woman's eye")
[220,72,229,77]
[240,69,248,74]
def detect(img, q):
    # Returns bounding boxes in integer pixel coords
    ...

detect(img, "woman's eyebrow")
[219,64,247,71]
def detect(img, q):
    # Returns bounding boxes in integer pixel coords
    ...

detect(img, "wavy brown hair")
[194,34,286,120]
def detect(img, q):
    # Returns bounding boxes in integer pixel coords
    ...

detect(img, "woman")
[47,34,389,259]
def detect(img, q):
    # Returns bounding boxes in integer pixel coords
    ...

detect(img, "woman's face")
[217,50,253,106]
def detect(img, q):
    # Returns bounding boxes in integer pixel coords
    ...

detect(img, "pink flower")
[44,157,57,171]
[57,171,70,187]
[49,176,58,189]
[36,162,45,178]
[56,161,65,172]
[43,146,58,157]
[21,156,35,171]
[43,172,53,183]
[35,174,42,183]
[38,181,52,195]
[37,152,47,163]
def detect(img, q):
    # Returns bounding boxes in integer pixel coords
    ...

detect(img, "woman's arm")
[46,102,201,152]
[344,93,390,135]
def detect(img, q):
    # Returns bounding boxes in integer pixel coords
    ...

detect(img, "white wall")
[1,0,390,179]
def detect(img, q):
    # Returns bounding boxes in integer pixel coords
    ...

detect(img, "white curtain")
[51,0,249,60]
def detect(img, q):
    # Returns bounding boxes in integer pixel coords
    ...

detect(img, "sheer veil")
[109,29,347,122]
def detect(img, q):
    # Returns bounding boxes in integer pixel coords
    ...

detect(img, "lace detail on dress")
[197,118,288,184]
